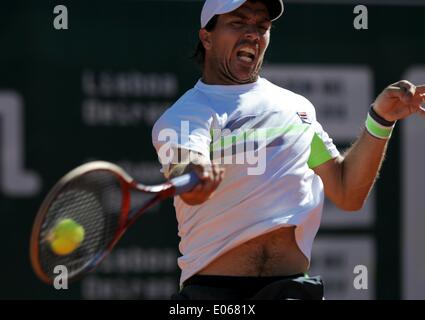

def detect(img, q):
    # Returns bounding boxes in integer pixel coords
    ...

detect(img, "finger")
[186,177,213,196]
[405,94,425,114]
[185,183,203,196]
[411,93,425,106]
[414,92,425,98]
[419,98,425,111]
[196,169,224,200]
[407,103,420,114]
[200,179,218,196]
[211,163,219,180]
[390,80,414,87]
[219,168,225,180]
[192,163,210,181]
[208,167,223,191]
[388,80,415,102]
[209,167,221,189]
[392,80,416,95]
[385,87,413,104]
[415,85,425,94]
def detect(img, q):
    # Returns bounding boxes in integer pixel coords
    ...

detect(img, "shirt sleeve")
[151,101,213,175]
[305,101,340,169]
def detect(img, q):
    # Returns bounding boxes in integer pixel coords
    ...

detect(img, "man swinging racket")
[152,0,425,299]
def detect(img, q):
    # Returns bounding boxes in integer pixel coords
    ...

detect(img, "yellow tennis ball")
[48,218,85,256]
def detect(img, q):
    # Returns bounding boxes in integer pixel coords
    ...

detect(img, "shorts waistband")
[183,273,305,289]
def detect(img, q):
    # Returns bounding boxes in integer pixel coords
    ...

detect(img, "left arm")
[314,80,425,211]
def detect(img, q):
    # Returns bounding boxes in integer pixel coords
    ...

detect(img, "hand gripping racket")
[29,161,200,284]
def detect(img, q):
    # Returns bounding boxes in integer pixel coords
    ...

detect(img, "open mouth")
[237,47,256,63]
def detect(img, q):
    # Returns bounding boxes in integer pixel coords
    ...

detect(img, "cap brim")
[201,0,284,28]
[266,0,284,21]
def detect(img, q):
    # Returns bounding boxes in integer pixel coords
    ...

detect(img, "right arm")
[151,100,224,205]
[166,148,224,206]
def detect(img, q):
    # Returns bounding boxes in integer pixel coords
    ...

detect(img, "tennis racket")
[30,161,200,285]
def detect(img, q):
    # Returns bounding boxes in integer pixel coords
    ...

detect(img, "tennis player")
[152,0,425,299]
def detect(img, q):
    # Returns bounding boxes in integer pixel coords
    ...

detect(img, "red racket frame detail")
[30,161,178,284]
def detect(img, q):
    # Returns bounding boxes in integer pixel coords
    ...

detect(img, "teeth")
[239,47,256,55]
[237,46,256,63]
[239,56,253,63]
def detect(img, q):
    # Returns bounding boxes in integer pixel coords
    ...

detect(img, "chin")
[241,73,259,83]
[234,66,260,82]
[232,70,258,84]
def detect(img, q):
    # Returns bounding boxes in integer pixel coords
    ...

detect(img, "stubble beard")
[216,54,264,85]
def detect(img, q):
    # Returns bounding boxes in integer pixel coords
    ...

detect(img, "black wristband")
[369,105,395,127]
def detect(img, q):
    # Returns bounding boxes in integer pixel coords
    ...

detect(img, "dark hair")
[192,15,219,66]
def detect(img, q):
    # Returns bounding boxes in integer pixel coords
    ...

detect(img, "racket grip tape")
[171,171,201,195]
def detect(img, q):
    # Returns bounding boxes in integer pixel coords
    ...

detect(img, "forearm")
[339,129,389,210]
[317,80,425,211]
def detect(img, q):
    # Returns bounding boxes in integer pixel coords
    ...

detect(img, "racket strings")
[37,171,124,280]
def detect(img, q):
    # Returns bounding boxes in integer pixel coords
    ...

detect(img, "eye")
[259,25,270,33]
[231,21,243,27]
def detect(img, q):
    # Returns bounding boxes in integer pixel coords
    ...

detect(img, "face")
[200,0,271,85]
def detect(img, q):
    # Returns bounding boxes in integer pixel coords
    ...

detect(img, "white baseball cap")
[201,0,284,28]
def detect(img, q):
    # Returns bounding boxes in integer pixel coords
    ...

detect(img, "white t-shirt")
[152,77,340,285]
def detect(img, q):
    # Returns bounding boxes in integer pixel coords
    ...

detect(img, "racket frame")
[30,161,178,284]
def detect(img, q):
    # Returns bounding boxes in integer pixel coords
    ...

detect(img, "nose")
[244,25,260,42]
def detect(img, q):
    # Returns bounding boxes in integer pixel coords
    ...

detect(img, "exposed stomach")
[197,226,309,277]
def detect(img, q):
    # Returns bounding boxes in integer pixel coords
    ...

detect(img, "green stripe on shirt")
[308,133,333,168]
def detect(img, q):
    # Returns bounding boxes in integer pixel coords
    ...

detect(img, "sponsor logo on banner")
[0,91,41,197]
[262,65,373,141]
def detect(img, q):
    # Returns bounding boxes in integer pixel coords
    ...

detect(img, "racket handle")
[171,171,201,195]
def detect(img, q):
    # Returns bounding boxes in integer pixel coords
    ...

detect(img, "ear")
[199,29,212,50]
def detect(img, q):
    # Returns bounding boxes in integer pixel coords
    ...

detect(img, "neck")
[201,72,258,85]
[201,60,258,85]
